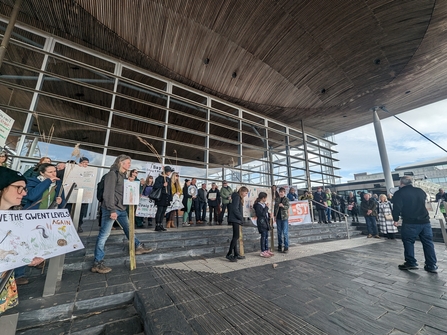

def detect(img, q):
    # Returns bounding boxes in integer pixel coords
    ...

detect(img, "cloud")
[334,100,447,183]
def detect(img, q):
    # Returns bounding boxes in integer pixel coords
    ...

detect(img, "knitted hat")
[0,167,27,190]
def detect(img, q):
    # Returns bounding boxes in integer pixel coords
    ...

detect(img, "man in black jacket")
[392,176,438,273]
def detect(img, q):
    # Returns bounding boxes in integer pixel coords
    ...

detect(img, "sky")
[333,99,447,183]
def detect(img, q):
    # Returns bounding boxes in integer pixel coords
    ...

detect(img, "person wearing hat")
[153,166,173,231]
[0,167,45,295]
[0,150,8,167]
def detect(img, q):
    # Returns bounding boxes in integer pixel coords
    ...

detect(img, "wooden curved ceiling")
[1,0,446,139]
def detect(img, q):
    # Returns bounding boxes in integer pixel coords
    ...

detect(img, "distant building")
[332,157,447,199]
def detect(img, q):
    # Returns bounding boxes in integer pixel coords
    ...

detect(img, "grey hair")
[400,176,413,186]
[111,154,131,169]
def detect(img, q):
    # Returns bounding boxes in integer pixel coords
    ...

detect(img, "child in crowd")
[253,192,274,257]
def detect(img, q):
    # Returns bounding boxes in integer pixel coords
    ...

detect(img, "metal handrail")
[309,199,350,239]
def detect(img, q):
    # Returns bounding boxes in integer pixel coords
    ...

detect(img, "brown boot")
[167,220,174,228]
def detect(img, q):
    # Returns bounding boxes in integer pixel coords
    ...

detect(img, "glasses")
[10,185,27,194]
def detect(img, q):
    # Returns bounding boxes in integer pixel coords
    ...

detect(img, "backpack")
[96,170,119,202]
[96,174,107,202]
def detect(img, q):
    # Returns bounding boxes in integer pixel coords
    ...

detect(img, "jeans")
[94,208,140,262]
[401,223,437,268]
[276,219,289,248]
[227,222,241,256]
[260,231,269,252]
[14,266,26,278]
[364,216,378,235]
[326,208,332,222]
[199,202,207,221]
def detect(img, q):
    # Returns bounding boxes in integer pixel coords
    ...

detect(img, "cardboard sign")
[0,109,14,148]
[0,209,84,272]
[123,180,140,205]
[166,194,184,214]
[62,164,98,203]
[135,197,157,217]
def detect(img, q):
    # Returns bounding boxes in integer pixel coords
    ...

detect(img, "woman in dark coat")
[253,191,273,258]
[226,186,249,262]
[153,166,173,231]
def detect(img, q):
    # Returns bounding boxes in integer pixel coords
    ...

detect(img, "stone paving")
[4,220,447,335]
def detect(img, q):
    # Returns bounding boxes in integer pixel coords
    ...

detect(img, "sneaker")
[182,222,190,227]
[277,247,282,253]
[267,250,274,256]
[283,247,289,253]
[235,255,245,260]
[135,244,153,255]
[367,234,373,238]
[260,251,271,258]
[374,235,380,239]
[398,263,418,270]
[91,261,112,274]
[424,265,438,273]
[15,277,29,285]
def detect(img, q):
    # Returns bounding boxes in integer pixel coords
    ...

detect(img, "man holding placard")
[91,155,153,274]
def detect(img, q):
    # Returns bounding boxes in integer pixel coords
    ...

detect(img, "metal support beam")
[0,0,22,68]
[373,108,394,193]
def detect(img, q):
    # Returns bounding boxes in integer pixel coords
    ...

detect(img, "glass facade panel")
[117,80,167,107]
[36,95,109,126]
[1,19,340,192]
[0,22,46,48]
[53,43,115,73]
[172,86,207,105]
[121,67,167,91]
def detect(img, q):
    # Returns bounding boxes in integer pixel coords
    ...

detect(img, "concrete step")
[64,222,361,270]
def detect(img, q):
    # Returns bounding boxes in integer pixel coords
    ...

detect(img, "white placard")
[62,164,98,203]
[123,180,140,205]
[0,209,84,272]
[0,109,14,148]
[144,162,181,178]
[166,194,184,213]
[135,197,156,217]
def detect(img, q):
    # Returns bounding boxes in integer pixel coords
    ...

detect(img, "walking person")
[91,155,153,274]
[153,166,173,231]
[219,180,232,224]
[226,186,249,262]
[253,192,273,258]
[377,194,398,239]
[360,193,380,238]
[274,187,290,253]
[392,176,438,273]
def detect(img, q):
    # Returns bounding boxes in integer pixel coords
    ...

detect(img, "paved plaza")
[5,221,447,335]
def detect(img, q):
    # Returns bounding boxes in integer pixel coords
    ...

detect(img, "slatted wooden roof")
[1,0,446,144]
